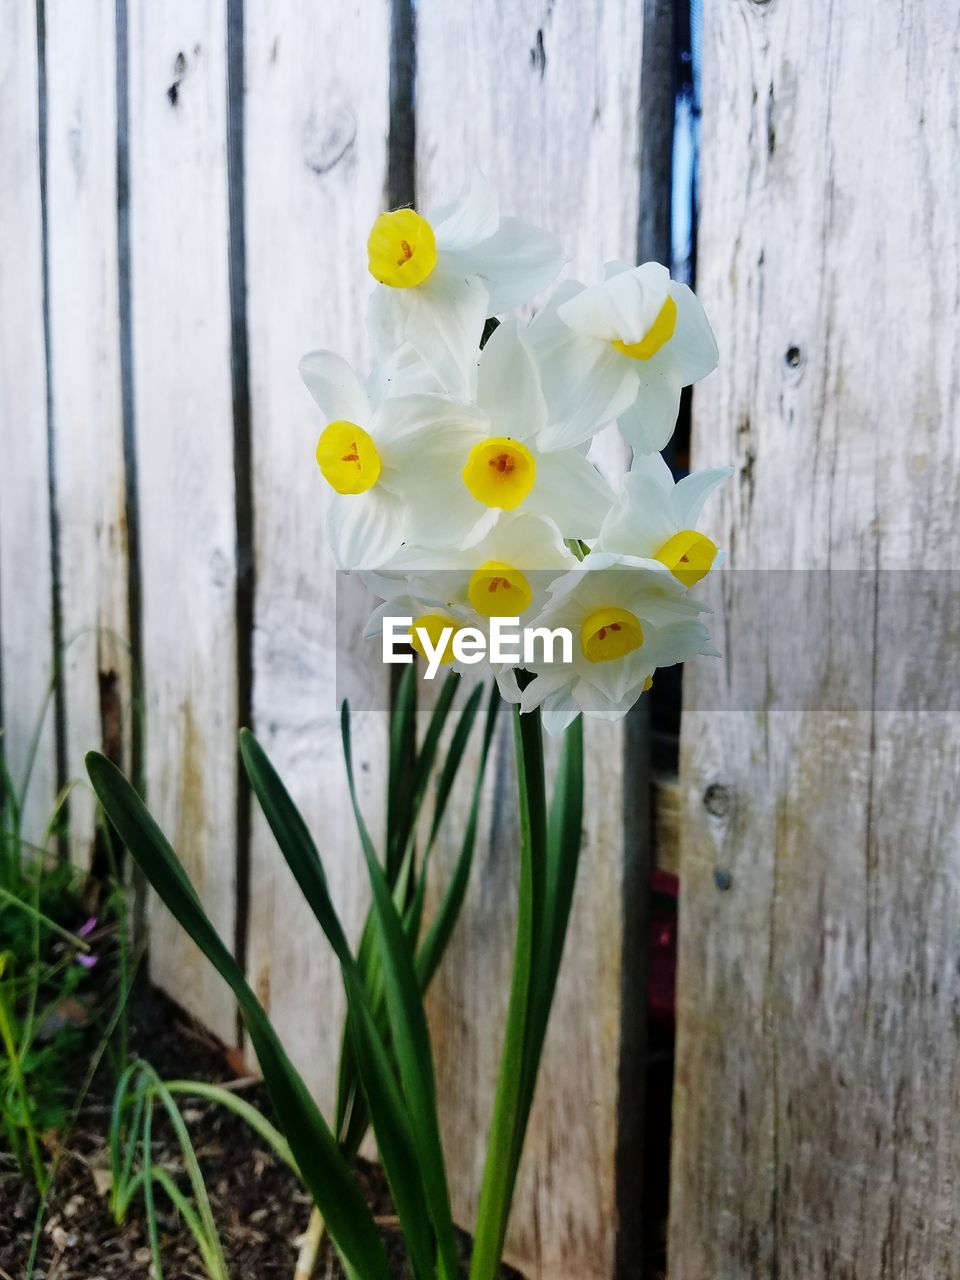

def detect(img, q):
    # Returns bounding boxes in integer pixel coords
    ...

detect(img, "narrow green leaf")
[141,1100,164,1280]
[341,703,460,1280]
[85,752,391,1280]
[513,714,584,1164]
[164,1080,298,1174]
[469,705,549,1280]
[415,682,500,986]
[386,662,417,879]
[407,669,460,831]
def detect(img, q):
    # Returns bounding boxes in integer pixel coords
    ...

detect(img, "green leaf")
[341,703,461,1280]
[415,682,500,986]
[164,1080,298,1174]
[469,705,548,1280]
[85,752,391,1280]
[407,669,461,839]
[238,730,436,1280]
[386,662,418,880]
[514,714,584,1163]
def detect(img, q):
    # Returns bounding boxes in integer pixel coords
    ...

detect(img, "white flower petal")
[667,282,719,384]
[398,435,498,551]
[616,364,684,453]
[398,268,487,400]
[495,667,522,703]
[628,451,676,490]
[430,170,500,251]
[533,331,639,451]
[672,466,734,529]
[557,262,671,342]
[299,350,371,423]
[538,689,581,736]
[519,668,570,709]
[602,259,634,280]
[528,449,615,539]
[598,471,677,557]
[326,488,406,571]
[476,317,547,441]
[481,511,574,571]
[575,665,647,715]
[373,393,488,454]
[647,618,715,667]
[365,342,446,403]
[363,595,417,641]
[446,217,565,313]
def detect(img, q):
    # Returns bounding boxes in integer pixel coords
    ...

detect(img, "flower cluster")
[301,173,730,734]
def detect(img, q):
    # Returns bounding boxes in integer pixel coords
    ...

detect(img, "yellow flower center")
[367,209,438,288]
[580,607,644,664]
[642,675,653,693]
[412,613,458,666]
[315,421,381,495]
[655,529,717,586]
[611,295,677,361]
[467,561,533,618]
[462,437,536,510]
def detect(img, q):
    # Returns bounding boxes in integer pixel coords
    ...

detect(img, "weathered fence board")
[242,0,391,1109]
[45,0,131,864]
[416,3,665,1274]
[0,3,58,848]
[671,2,960,1277]
[126,2,238,1045]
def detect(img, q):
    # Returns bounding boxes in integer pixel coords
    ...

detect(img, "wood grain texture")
[671,2,960,1276]
[241,0,391,1108]
[45,0,131,865]
[126,1,238,1044]
[0,2,58,847]
[416,4,656,1274]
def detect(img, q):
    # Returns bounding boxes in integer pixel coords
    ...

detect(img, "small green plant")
[0,664,137,1203]
[109,1060,230,1280]
[109,1064,302,1280]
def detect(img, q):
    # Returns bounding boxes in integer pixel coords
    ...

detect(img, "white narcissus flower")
[598,453,733,585]
[518,555,715,735]
[527,261,718,453]
[386,510,579,626]
[366,171,565,399]
[299,349,486,570]
[393,317,615,552]
[362,590,522,703]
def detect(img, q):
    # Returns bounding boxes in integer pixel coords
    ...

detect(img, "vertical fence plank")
[242,0,391,1106]
[126,1,238,1044]
[416,4,662,1274]
[0,4,58,847]
[671,3,960,1277]
[45,0,130,866]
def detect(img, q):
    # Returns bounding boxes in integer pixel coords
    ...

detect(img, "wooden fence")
[2,1,958,1277]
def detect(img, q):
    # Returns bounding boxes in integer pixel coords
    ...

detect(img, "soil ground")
[0,977,522,1279]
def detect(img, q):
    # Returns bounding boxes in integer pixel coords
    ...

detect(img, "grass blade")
[164,1080,298,1173]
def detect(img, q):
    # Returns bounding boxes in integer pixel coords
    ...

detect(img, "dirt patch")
[0,978,521,1279]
